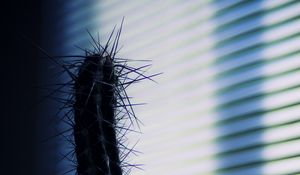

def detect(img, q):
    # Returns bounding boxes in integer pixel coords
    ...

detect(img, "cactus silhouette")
[35,20,160,175]
[74,53,122,175]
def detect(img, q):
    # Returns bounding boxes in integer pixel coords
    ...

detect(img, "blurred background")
[34,0,300,175]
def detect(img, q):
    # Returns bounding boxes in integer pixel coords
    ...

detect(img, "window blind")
[209,0,300,175]
[46,0,300,174]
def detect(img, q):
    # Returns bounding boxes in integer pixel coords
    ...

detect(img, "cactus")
[38,20,160,175]
[74,53,122,175]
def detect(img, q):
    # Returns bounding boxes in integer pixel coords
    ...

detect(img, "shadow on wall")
[211,1,266,175]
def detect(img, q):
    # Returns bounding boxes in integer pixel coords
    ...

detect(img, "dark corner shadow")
[1,0,42,175]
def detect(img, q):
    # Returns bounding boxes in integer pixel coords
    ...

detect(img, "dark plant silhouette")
[37,20,160,175]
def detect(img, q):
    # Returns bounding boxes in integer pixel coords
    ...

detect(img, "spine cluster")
[39,23,160,175]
